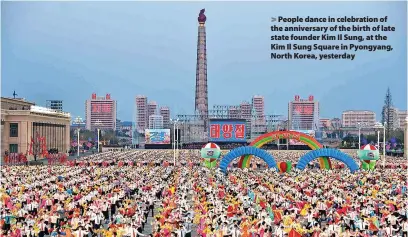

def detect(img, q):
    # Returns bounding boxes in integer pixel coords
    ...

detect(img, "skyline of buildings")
[340,108,408,130]
[1,92,405,161]
[70,89,407,133]
[61,87,405,132]
[67,91,407,134]
[135,95,171,133]
[3,93,407,133]
[85,93,117,130]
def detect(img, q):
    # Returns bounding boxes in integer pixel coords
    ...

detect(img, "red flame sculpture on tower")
[198,9,206,23]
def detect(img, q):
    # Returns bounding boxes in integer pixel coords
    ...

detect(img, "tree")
[361,136,368,146]
[342,135,358,147]
[382,87,393,140]
[393,129,404,143]
[365,134,378,143]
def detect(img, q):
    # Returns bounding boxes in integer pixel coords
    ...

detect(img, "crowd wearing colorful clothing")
[1,150,407,237]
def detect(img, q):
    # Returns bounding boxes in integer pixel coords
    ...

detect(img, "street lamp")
[97,129,100,152]
[94,120,103,153]
[373,122,383,149]
[176,122,179,160]
[73,116,83,157]
[383,121,386,159]
[77,128,80,157]
[170,118,179,166]
[357,123,366,149]
[374,122,385,167]
[176,122,184,159]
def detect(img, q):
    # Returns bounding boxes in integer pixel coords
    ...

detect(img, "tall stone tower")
[195,9,208,118]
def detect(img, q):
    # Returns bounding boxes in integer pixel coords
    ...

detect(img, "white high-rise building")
[385,107,408,129]
[288,95,319,130]
[252,95,265,121]
[148,115,164,129]
[85,93,117,130]
[240,101,251,120]
[147,101,158,119]
[136,95,148,133]
[341,110,376,128]
[160,107,171,129]
[397,110,408,128]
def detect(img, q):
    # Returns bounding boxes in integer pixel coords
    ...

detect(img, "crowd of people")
[1,149,407,237]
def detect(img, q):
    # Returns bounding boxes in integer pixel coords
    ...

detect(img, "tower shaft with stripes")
[195,9,208,117]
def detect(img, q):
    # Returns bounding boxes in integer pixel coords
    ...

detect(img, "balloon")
[361,160,376,171]
[286,161,293,172]
[357,150,379,161]
[201,148,221,158]
[203,159,217,168]
[277,161,292,173]
[369,161,376,170]
[279,162,287,173]
[201,143,221,159]
[201,143,221,169]
[361,162,369,170]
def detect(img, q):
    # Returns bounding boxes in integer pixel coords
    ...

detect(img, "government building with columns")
[1,97,71,161]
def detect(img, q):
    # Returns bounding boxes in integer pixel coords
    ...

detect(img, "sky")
[2,1,407,121]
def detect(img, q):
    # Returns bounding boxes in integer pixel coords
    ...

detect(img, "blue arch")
[297,148,359,173]
[219,147,277,174]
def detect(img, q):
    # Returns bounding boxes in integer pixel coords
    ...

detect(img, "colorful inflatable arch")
[297,148,359,173]
[238,131,332,169]
[219,147,277,174]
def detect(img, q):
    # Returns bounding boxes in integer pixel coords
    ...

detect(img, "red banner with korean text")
[209,119,247,143]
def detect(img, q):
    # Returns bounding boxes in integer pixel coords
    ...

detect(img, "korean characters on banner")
[91,103,112,113]
[209,120,246,142]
